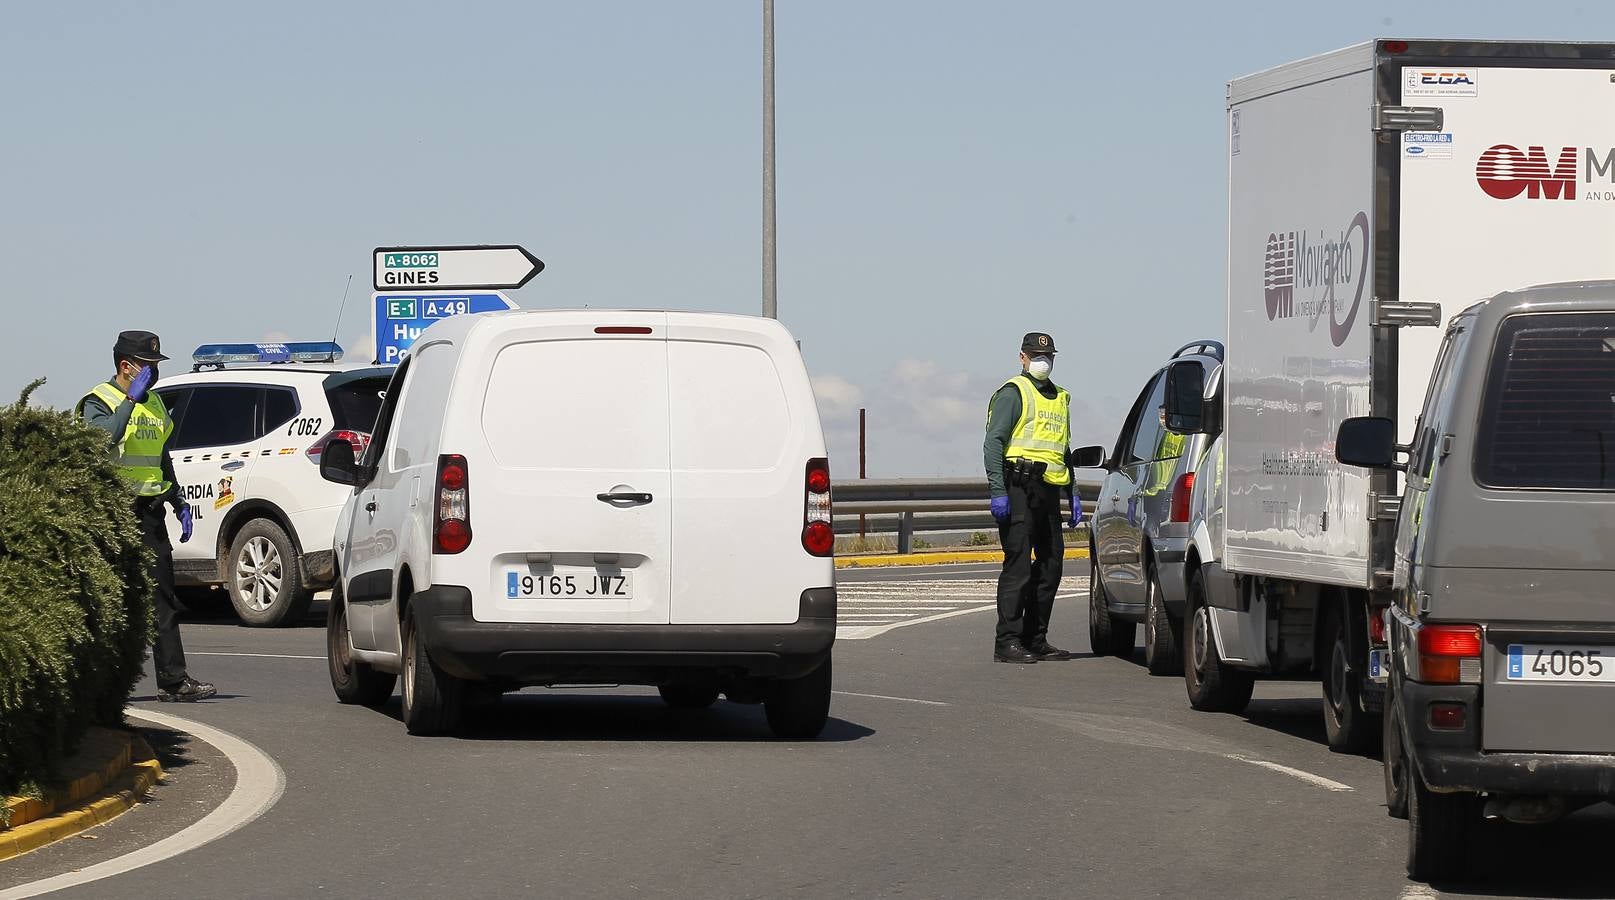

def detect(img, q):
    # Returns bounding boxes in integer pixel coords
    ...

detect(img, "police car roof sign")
[371,290,518,366]
[373,245,544,291]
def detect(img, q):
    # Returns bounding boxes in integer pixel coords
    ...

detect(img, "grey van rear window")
[1475,313,1615,491]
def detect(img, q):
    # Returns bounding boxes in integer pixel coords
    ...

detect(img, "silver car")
[1073,341,1222,675]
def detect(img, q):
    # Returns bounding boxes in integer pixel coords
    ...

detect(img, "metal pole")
[762,0,778,319]
[858,407,867,538]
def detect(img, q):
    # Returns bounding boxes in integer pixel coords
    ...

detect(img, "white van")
[318,309,837,738]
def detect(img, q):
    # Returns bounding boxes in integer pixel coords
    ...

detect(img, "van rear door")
[472,313,674,625]
[665,314,827,625]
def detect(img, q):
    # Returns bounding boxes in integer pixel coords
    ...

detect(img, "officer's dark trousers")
[135,499,189,689]
[996,478,1064,650]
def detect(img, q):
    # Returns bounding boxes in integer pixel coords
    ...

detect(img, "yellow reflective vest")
[990,375,1072,487]
[79,383,174,498]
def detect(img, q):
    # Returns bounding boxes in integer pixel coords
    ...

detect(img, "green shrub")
[967,531,995,547]
[0,380,153,795]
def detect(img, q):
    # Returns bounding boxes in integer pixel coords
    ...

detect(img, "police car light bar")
[192,342,344,370]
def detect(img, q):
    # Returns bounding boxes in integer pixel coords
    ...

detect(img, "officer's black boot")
[993,640,1039,664]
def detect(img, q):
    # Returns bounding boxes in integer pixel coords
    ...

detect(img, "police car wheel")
[327,584,395,709]
[227,518,315,628]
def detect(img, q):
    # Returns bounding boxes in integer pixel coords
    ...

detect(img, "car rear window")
[1475,313,1615,491]
[325,375,390,433]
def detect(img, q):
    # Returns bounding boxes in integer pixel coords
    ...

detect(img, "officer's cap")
[114,331,170,363]
[1020,332,1057,355]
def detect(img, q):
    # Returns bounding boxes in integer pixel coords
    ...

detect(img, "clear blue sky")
[4,2,1608,475]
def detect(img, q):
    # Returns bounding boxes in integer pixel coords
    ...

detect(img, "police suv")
[155,342,393,626]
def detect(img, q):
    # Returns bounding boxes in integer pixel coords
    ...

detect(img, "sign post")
[371,290,518,364]
[373,245,544,291]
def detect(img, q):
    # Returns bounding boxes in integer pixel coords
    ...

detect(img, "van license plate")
[506,570,633,600]
[1506,644,1613,683]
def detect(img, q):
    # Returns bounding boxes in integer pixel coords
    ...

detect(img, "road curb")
[835,547,1089,569]
[0,734,163,862]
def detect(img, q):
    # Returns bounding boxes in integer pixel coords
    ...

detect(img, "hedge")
[0,380,153,796]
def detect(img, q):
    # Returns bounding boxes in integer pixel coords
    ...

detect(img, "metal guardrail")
[832,477,1103,554]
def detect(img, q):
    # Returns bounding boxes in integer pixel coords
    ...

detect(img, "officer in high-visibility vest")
[985,332,1079,663]
[78,331,215,703]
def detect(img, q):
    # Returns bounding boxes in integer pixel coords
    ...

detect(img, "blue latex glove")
[1068,502,1084,529]
[127,366,155,403]
[990,495,1011,524]
[176,503,193,543]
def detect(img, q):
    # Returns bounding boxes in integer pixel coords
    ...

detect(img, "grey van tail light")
[1416,624,1483,685]
[803,458,833,557]
[434,454,472,555]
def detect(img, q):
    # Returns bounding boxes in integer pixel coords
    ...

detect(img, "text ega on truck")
[1163,39,1615,754]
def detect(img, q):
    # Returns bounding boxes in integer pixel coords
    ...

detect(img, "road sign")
[373,245,544,291]
[371,290,518,364]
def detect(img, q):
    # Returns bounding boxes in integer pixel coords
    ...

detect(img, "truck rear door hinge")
[1373,105,1445,133]
[1370,493,1402,520]
[1372,299,1443,328]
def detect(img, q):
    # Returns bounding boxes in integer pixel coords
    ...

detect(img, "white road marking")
[0,708,286,900]
[833,690,950,707]
[190,651,323,660]
[838,604,1000,640]
[834,576,1089,640]
[1224,754,1355,793]
[1398,885,1442,899]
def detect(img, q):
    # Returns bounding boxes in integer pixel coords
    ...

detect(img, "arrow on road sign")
[373,245,544,291]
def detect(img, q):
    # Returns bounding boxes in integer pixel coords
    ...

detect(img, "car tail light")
[434,454,471,554]
[1368,609,1387,645]
[1429,703,1467,730]
[1416,624,1483,685]
[803,458,833,557]
[306,430,371,463]
[1169,472,1195,523]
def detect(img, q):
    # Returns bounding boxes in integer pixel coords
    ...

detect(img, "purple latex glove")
[990,495,1011,524]
[1068,502,1084,529]
[176,503,193,543]
[127,366,155,403]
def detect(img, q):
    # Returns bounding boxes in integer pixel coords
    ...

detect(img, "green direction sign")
[386,298,417,318]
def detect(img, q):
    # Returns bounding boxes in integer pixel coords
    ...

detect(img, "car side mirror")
[1336,417,1399,469]
[1068,445,1107,469]
[1163,361,1206,434]
[320,439,361,486]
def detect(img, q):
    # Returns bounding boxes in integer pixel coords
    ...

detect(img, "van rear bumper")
[411,585,837,683]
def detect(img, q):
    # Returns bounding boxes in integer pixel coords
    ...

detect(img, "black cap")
[1021,332,1057,355]
[114,331,169,363]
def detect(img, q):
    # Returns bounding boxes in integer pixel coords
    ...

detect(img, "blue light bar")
[192,342,344,367]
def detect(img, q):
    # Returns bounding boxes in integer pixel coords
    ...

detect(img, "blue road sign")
[371,290,517,364]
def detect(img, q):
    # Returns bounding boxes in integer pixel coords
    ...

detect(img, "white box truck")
[1166,40,1615,752]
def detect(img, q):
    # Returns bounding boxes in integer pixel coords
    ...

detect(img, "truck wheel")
[1322,606,1380,754]
[401,606,463,736]
[765,655,832,740]
[1143,567,1183,676]
[227,518,315,628]
[660,683,720,709]
[1088,562,1136,659]
[1183,570,1254,713]
[1407,764,1477,883]
[1384,684,1410,820]
[327,585,395,709]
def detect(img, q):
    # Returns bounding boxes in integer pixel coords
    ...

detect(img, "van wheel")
[327,585,395,709]
[765,656,832,740]
[1384,685,1410,820]
[227,518,315,628]
[659,684,720,709]
[1088,561,1136,659]
[1323,606,1379,754]
[401,606,463,736]
[1184,570,1254,713]
[1143,567,1183,676]
[1407,763,1477,883]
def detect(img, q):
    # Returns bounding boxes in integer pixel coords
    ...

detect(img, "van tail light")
[1169,472,1195,523]
[1416,624,1483,685]
[803,458,833,557]
[307,430,372,464]
[1368,609,1387,646]
[434,454,472,554]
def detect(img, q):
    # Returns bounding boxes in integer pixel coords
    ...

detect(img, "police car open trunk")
[1224,40,1615,590]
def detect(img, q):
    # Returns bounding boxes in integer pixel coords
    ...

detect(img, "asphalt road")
[6,566,1614,900]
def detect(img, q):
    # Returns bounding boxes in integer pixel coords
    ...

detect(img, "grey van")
[1337,282,1615,882]
[1074,341,1222,675]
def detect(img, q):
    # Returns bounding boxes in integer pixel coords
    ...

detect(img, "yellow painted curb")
[0,738,162,863]
[5,729,134,831]
[835,547,1090,569]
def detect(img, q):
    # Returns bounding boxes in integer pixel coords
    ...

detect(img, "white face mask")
[1027,356,1053,380]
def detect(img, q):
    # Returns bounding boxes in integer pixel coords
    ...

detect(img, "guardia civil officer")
[985,332,1081,663]
[78,331,216,702]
